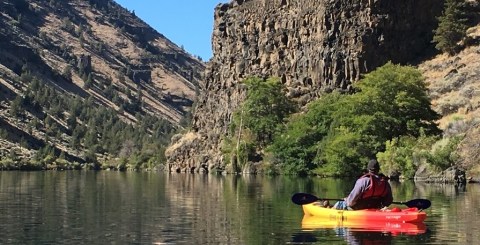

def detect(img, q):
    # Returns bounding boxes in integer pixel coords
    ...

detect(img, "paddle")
[291,193,431,210]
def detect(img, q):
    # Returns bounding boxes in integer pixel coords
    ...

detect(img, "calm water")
[0,171,478,244]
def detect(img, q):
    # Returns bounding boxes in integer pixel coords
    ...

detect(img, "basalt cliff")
[166,0,444,173]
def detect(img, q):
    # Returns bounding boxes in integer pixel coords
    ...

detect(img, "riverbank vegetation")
[225,63,463,178]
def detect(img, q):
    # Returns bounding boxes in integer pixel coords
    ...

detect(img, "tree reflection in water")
[340,229,393,245]
[290,229,394,245]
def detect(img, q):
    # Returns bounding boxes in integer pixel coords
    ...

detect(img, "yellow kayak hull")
[302,203,427,223]
[301,215,427,235]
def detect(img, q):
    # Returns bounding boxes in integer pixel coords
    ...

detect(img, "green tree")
[350,62,441,138]
[224,77,296,172]
[237,77,296,145]
[432,0,468,55]
[320,63,440,175]
[268,92,342,175]
[270,63,441,176]
[84,73,93,89]
[10,95,24,117]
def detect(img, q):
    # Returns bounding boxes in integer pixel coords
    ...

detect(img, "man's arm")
[345,178,369,207]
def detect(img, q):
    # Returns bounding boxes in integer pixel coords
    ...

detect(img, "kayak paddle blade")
[404,199,431,210]
[291,193,319,205]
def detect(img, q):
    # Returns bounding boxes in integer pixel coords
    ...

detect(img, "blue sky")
[114,0,229,61]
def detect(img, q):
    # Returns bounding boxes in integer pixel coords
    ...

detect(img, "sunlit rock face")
[166,0,443,173]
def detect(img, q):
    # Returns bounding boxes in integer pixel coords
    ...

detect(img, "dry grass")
[165,131,199,155]
[419,25,480,130]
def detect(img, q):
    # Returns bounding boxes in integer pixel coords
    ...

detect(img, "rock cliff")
[166,0,443,173]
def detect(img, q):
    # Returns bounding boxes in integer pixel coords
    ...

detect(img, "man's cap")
[367,159,380,171]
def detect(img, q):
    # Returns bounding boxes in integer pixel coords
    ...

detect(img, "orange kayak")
[302,203,427,223]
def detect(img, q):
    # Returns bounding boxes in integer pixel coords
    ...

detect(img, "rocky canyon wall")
[166,0,443,173]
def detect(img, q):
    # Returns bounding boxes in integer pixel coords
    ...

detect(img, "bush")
[428,136,462,170]
[377,133,437,179]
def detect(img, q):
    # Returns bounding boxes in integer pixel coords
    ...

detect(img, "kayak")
[302,215,427,235]
[302,202,427,223]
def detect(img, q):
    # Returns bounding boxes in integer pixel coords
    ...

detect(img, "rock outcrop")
[166,0,444,173]
[415,165,467,184]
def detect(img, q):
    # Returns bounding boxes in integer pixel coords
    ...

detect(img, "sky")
[114,0,230,61]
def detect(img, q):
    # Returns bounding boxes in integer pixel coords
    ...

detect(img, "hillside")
[0,0,204,169]
[420,22,480,179]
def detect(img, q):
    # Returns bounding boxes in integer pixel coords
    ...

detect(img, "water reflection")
[301,216,427,235]
[295,215,426,245]
[340,230,394,245]
[291,229,395,245]
[0,172,479,244]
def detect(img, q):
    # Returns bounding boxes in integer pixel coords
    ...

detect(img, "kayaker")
[333,159,393,210]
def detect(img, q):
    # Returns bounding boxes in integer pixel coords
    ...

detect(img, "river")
[0,171,478,244]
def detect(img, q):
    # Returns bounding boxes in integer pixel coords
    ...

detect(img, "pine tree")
[432,0,468,55]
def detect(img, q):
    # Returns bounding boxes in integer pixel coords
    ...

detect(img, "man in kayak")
[333,159,393,210]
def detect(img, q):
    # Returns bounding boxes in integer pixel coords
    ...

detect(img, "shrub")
[377,133,438,179]
[428,136,462,170]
